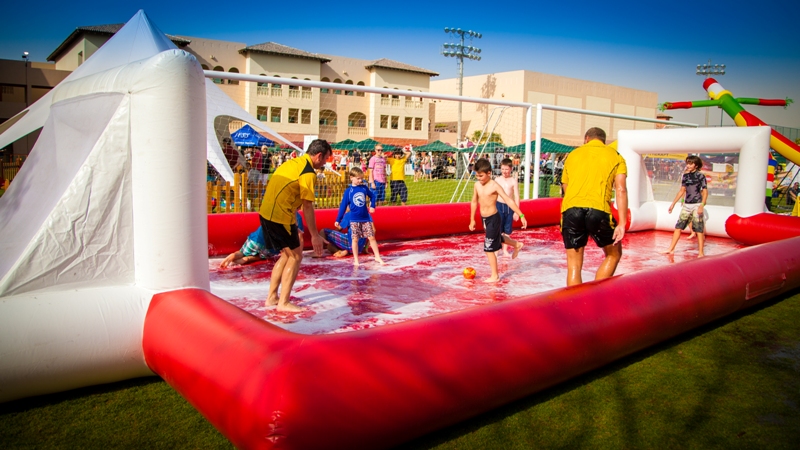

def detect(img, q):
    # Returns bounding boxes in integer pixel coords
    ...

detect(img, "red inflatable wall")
[144,201,800,449]
[726,213,800,246]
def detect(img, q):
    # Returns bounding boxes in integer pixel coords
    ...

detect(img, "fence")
[207,169,349,213]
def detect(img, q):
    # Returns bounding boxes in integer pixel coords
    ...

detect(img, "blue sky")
[2,0,799,127]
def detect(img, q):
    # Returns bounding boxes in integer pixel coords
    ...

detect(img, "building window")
[320,77,330,94]
[289,77,299,91]
[414,117,422,131]
[272,75,281,88]
[201,64,209,70]
[301,109,312,124]
[345,80,354,96]
[349,112,367,128]
[319,109,337,126]
[257,106,268,122]
[257,74,268,87]
[288,108,299,124]
[333,78,342,95]
[212,66,224,84]
[271,107,281,123]
[356,81,365,97]
[380,115,388,129]
[228,68,239,85]
[391,116,399,130]
[405,117,412,130]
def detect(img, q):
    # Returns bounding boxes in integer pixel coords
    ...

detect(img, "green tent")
[353,138,397,151]
[331,139,358,150]
[414,140,454,152]
[505,138,576,154]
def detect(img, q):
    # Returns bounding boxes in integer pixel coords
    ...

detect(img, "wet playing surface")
[209,227,744,335]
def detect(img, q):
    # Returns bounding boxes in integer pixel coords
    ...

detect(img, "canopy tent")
[331,139,358,150]
[231,124,274,147]
[352,138,397,151]
[0,10,299,183]
[504,138,576,154]
[414,140,454,152]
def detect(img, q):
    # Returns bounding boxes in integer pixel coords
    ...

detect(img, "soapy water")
[209,227,743,335]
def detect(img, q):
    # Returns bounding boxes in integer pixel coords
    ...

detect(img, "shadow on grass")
[399,288,800,449]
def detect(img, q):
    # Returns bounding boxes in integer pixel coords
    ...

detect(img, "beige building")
[0,59,70,158]
[47,24,438,148]
[430,70,659,147]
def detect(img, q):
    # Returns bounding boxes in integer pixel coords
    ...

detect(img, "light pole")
[442,28,482,147]
[696,59,725,127]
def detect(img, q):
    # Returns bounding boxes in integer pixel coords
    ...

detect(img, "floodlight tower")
[442,27,482,147]
[696,59,726,127]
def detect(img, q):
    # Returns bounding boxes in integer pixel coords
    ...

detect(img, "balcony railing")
[405,100,423,109]
[271,88,282,97]
[301,90,313,100]
[348,127,368,136]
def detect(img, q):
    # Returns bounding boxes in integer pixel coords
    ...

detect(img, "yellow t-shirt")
[561,140,627,213]
[386,155,408,181]
[259,154,316,229]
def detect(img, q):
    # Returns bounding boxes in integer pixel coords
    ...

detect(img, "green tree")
[471,130,503,145]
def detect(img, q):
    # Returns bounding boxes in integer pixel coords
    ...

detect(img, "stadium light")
[442,27,482,147]
[696,59,726,127]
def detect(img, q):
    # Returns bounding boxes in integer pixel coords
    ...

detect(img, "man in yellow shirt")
[259,139,332,311]
[560,127,628,286]
[387,147,411,206]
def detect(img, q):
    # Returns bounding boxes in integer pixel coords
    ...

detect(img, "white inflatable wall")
[0,50,208,402]
[617,127,772,237]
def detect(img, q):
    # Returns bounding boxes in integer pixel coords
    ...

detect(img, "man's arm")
[302,199,324,256]
[613,173,628,244]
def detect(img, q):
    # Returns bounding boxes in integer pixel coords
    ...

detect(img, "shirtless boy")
[493,158,521,256]
[469,158,528,282]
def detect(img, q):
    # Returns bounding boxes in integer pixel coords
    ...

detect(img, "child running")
[469,158,527,282]
[336,167,385,266]
[662,155,708,257]
[493,158,521,257]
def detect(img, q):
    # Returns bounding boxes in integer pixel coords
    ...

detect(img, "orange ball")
[463,267,476,279]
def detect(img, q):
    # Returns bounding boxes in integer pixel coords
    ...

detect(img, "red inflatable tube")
[145,201,800,449]
[726,213,800,246]
[207,199,563,257]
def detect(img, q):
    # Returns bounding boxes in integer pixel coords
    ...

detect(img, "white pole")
[533,103,543,199]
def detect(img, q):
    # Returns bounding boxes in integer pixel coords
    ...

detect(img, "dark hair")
[585,127,606,144]
[307,139,332,157]
[685,155,703,169]
[501,158,513,168]
[474,158,492,173]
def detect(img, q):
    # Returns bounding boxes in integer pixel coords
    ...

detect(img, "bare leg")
[502,234,524,259]
[368,237,385,265]
[697,232,705,257]
[661,229,682,254]
[275,246,304,312]
[484,251,500,282]
[565,247,585,286]
[266,251,287,306]
[351,237,360,266]
[596,243,622,281]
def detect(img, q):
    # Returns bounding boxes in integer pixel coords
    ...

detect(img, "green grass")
[2,289,799,449]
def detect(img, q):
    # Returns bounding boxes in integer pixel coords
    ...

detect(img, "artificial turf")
[1,289,798,449]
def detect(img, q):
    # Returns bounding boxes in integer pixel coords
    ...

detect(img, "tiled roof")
[365,58,438,76]
[240,42,332,62]
[48,24,191,61]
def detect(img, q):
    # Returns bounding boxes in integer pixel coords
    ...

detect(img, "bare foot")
[698,253,705,258]
[353,260,360,267]
[376,257,386,265]
[266,294,279,307]
[333,250,348,258]
[687,233,696,240]
[483,276,499,283]
[660,249,675,255]
[512,242,524,259]
[276,301,304,313]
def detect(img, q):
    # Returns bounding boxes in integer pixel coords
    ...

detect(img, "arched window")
[356,81,365,97]
[392,87,399,99]
[320,77,330,94]
[302,78,312,92]
[345,80,354,96]
[212,66,224,84]
[289,77,299,90]
[333,79,342,95]
[381,86,389,99]
[257,73,268,87]
[201,64,209,70]
[272,75,281,88]
[228,68,239,85]
[319,109,338,126]
[348,112,367,128]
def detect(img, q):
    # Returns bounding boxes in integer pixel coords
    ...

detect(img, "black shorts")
[390,180,408,203]
[260,216,300,251]
[561,207,617,250]
[482,212,503,252]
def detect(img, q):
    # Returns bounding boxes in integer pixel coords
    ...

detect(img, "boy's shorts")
[240,237,279,259]
[260,216,300,251]
[482,212,503,252]
[497,202,514,235]
[350,221,375,240]
[675,203,707,233]
[561,207,617,250]
[371,181,386,203]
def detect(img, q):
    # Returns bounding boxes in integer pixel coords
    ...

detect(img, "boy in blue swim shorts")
[220,212,304,268]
